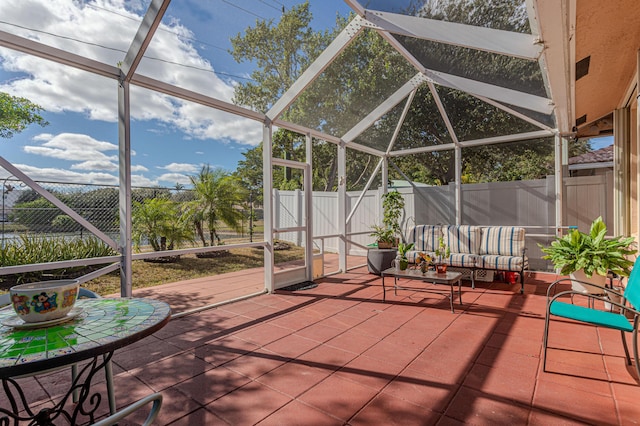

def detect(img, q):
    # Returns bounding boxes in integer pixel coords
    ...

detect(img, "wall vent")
[576,56,591,81]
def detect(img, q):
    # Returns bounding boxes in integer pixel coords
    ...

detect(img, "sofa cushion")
[480,227,525,256]
[441,253,477,268]
[477,254,528,271]
[409,225,441,252]
[443,225,482,254]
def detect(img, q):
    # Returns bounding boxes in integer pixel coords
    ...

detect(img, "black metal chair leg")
[620,330,632,366]
[542,306,551,372]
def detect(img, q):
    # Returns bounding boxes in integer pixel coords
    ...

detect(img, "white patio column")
[117,79,132,297]
[554,133,567,237]
[263,120,274,292]
[305,133,313,281]
[338,142,347,272]
[614,107,631,236]
[454,145,462,225]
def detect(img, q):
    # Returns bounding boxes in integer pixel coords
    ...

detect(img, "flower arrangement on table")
[415,252,432,273]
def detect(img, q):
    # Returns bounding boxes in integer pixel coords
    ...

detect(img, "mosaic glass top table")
[0,297,171,425]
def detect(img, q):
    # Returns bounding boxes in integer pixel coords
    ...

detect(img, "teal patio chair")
[543,262,640,379]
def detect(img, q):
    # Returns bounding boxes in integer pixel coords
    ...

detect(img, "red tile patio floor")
[7,260,640,425]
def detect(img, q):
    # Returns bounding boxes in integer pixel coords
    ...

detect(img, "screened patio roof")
[0,0,575,153]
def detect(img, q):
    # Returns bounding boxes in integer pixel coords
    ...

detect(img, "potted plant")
[416,251,432,273]
[367,191,406,274]
[434,236,450,273]
[540,216,637,294]
[396,242,414,271]
[370,225,395,249]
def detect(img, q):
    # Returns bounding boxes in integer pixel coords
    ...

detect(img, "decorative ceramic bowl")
[9,280,80,323]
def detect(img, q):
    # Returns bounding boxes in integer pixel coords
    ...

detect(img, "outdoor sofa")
[405,225,528,293]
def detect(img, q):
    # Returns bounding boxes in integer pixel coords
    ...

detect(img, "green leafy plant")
[370,225,395,246]
[396,241,414,271]
[539,216,637,278]
[0,235,117,284]
[434,236,450,261]
[381,191,405,240]
[397,242,414,260]
[132,197,193,253]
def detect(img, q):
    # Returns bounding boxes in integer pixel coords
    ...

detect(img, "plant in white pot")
[540,217,637,294]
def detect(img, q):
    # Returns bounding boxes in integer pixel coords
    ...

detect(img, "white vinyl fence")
[274,172,613,272]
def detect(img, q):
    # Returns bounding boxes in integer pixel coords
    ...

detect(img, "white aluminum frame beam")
[304,133,313,282]
[121,0,171,81]
[0,30,119,79]
[386,90,417,154]
[475,94,555,132]
[363,9,543,60]
[343,141,386,158]
[342,73,427,143]
[428,81,460,145]
[118,80,133,297]
[376,31,554,115]
[458,129,555,148]
[425,69,554,115]
[346,157,384,225]
[337,142,347,272]
[266,17,366,121]
[527,0,573,134]
[0,156,117,250]
[263,121,274,292]
[388,143,457,157]
[387,129,554,156]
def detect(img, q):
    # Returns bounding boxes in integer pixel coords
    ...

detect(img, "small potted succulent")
[434,236,450,274]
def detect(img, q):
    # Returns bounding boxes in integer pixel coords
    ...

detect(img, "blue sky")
[0,0,352,187]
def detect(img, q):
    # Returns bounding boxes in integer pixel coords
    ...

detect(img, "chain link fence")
[1,178,264,250]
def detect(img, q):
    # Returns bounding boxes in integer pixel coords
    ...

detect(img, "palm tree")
[132,197,193,253]
[187,165,245,247]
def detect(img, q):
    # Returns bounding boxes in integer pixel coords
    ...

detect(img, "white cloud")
[131,174,158,187]
[131,164,148,172]
[160,163,199,173]
[157,173,192,186]
[24,133,118,162]
[0,0,262,146]
[71,160,118,171]
[13,163,119,185]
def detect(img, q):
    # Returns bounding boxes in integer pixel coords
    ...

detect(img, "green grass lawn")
[82,245,305,295]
